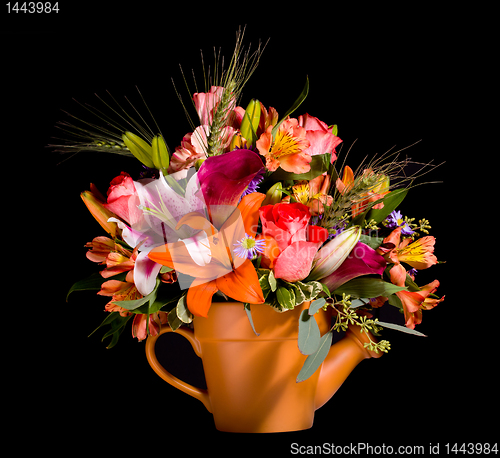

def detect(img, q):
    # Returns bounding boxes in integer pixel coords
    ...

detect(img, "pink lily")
[108,169,207,296]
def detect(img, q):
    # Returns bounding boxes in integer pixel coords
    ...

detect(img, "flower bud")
[81,188,119,237]
[262,182,283,206]
[307,226,361,281]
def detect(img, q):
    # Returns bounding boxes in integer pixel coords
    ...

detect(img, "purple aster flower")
[385,210,415,236]
[242,167,265,197]
[407,268,418,278]
[233,233,266,260]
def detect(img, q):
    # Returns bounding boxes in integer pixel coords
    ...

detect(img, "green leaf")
[359,234,384,250]
[276,286,294,310]
[387,293,403,310]
[298,309,321,355]
[268,153,330,182]
[295,279,329,302]
[297,330,333,383]
[244,303,260,336]
[334,277,407,298]
[366,188,409,224]
[176,294,193,324]
[271,77,309,139]
[405,273,421,292]
[257,268,272,301]
[101,315,132,349]
[111,280,159,311]
[67,272,127,301]
[88,312,121,338]
[167,307,182,331]
[268,270,277,292]
[285,281,306,306]
[376,320,427,337]
[308,298,326,315]
[66,272,104,301]
[321,282,331,298]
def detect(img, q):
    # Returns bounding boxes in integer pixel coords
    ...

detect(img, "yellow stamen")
[271,130,303,158]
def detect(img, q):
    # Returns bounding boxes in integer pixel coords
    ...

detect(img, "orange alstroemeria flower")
[377,226,438,270]
[389,263,444,329]
[256,119,311,174]
[98,275,141,317]
[148,193,266,317]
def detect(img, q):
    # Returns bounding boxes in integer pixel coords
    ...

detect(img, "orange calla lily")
[148,193,266,317]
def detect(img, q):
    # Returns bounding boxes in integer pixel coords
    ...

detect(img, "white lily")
[307,226,361,281]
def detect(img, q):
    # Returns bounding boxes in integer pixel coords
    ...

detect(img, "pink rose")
[259,203,328,282]
[103,172,141,225]
[298,113,343,163]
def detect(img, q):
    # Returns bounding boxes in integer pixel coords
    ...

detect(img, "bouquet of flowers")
[63,31,444,382]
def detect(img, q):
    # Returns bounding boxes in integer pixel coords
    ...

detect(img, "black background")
[3,4,491,455]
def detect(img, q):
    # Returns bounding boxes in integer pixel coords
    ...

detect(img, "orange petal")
[176,211,217,236]
[216,259,265,305]
[238,192,266,237]
[81,190,118,237]
[186,279,219,317]
[342,166,354,186]
[148,242,212,279]
[256,235,280,269]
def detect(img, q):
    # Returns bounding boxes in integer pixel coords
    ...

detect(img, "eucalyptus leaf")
[376,320,427,337]
[298,310,321,355]
[349,298,371,308]
[244,303,260,336]
[297,330,333,383]
[308,298,326,315]
[334,277,407,298]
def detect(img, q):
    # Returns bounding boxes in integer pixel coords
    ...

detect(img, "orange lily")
[148,193,266,317]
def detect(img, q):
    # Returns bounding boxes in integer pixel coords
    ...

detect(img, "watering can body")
[145,301,380,433]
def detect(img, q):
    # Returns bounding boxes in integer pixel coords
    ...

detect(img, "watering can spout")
[315,325,382,410]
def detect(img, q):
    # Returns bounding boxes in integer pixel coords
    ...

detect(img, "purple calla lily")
[321,242,387,292]
[197,149,264,228]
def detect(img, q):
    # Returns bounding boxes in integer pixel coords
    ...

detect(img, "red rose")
[259,203,328,282]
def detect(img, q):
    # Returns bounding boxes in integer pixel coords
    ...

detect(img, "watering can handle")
[145,326,212,413]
